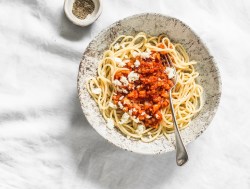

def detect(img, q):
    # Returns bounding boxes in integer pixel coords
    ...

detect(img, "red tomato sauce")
[112,52,174,128]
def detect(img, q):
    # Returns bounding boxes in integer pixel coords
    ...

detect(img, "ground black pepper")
[72,0,95,20]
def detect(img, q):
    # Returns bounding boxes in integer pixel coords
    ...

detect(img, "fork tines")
[161,54,171,67]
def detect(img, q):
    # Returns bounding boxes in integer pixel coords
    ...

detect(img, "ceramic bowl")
[64,0,102,27]
[77,13,222,154]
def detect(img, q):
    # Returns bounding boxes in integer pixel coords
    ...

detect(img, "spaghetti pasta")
[86,32,203,142]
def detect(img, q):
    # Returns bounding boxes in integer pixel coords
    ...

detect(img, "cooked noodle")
[86,32,203,142]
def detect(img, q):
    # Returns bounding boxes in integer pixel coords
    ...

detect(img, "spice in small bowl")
[64,0,102,27]
[72,0,95,20]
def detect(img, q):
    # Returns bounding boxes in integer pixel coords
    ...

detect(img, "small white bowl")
[64,0,102,27]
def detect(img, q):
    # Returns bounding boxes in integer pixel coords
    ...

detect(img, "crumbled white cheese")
[115,57,126,67]
[117,87,123,93]
[120,76,129,86]
[114,43,120,50]
[136,124,145,134]
[128,85,135,90]
[119,113,130,124]
[92,88,101,94]
[132,51,140,58]
[132,116,140,123]
[107,118,114,129]
[118,101,124,109]
[119,96,124,100]
[128,85,134,90]
[141,112,146,116]
[141,52,151,59]
[118,61,126,67]
[109,102,117,109]
[122,88,128,94]
[155,114,160,119]
[124,59,130,63]
[114,57,122,63]
[165,67,175,79]
[134,60,140,67]
[128,71,139,82]
[123,99,130,105]
[128,109,133,115]
[146,115,152,119]
[146,48,151,53]
[132,108,137,112]
[113,79,122,86]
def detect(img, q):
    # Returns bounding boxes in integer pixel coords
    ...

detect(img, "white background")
[0,0,250,188]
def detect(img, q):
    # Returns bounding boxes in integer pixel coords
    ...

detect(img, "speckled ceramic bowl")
[77,13,221,154]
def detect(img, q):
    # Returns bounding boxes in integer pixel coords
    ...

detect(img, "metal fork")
[163,54,188,166]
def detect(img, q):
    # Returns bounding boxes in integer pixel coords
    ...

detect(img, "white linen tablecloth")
[0,0,250,188]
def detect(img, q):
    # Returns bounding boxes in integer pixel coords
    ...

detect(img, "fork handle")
[169,90,189,166]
